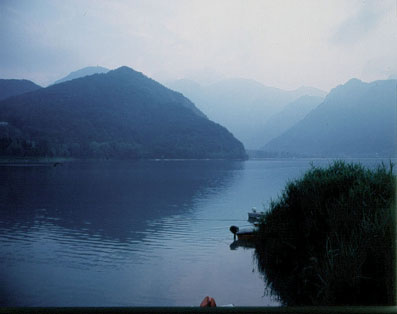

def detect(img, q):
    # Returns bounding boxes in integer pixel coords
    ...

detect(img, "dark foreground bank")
[255,161,396,305]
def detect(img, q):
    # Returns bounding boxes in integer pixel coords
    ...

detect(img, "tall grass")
[255,161,396,305]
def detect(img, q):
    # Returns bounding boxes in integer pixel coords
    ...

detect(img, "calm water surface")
[0,158,391,306]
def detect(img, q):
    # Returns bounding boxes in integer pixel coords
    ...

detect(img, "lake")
[0,158,392,306]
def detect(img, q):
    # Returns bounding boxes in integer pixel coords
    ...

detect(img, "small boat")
[236,226,257,240]
[230,225,257,241]
[248,207,264,222]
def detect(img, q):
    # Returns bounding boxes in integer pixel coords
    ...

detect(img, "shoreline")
[0,156,395,165]
[0,157,75,164]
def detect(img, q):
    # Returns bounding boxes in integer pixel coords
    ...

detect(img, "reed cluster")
[255,161,396,305]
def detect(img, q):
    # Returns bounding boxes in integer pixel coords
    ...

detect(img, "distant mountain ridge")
[257,95,324,148]
[289,86,327,98]
[0,79,42,101]
[53,66,110,85]
[166,78,327,149]
[0,66,246,159]
[262,78,396,157]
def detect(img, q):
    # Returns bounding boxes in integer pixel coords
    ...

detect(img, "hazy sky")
[1,0,396,90]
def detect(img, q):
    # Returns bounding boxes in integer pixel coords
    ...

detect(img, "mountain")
[262,78,396,157]
[53,66,110,85]
[166,78,327,149]
[0,79,42,101]
[0,66,246,159]
[257,95,324,148]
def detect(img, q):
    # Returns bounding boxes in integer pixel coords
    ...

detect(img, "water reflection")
[1,160,253,306]
[229,240,255,251]
[3,158,384,306]
[0,160,242,242]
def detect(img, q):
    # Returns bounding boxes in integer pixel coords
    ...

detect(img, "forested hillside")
[0,67,246,159]
[0,79,42,101]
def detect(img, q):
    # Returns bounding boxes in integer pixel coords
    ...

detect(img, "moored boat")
[237,226,257,240]
[248,207,264,222]
[229,225,258,241]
